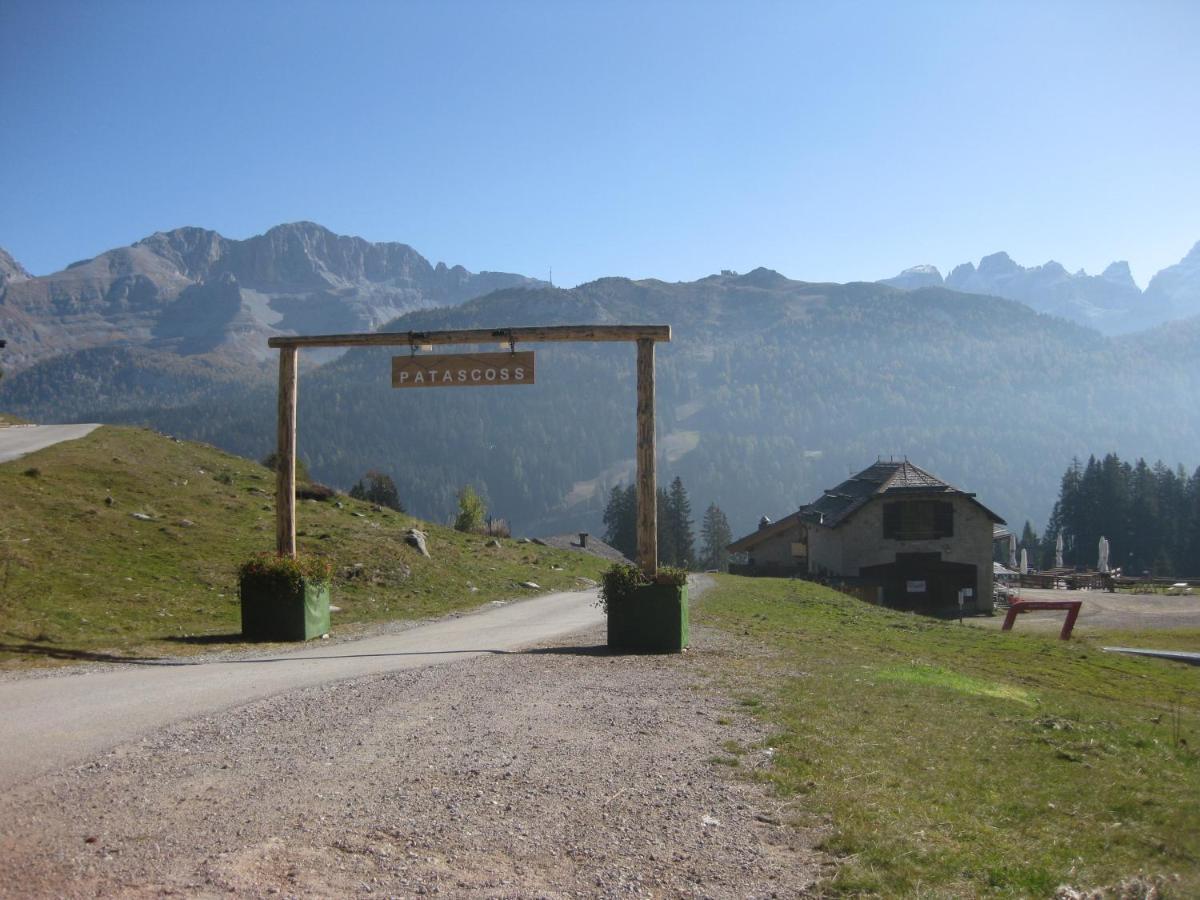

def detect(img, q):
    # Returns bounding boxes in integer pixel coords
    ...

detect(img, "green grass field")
[695,575,1199,898]
[0,426,606,667]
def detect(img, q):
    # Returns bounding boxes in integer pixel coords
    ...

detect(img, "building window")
[883,501,953,540]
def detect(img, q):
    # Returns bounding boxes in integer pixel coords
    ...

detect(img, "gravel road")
[0,592,830,897]
[0,423,99,463]
[0,587,609,789]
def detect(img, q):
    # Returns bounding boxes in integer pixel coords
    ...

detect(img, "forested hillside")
[3,272,1198,539]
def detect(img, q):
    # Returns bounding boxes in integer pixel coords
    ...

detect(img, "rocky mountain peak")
[0,247,32,286]
[736,267,791,289]
[879,264,944,290]
[977,251,1020,276]
[135,227,228,280]
[1101,261,1136,289]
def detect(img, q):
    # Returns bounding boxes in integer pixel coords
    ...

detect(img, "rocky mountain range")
[5,268,1198,540]
[0,222,542,372]
[880,243,1200,335]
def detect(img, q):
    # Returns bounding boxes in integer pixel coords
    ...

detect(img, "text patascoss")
[391,351,536,388]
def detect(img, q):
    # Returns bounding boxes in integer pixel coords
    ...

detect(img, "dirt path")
[969,587,1200,633]
[0,423,100,463]
[0,624,829,898]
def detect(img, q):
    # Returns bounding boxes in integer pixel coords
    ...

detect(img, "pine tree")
[1020,520,1040,570]
[602,484,637,560]
[666,476,695,569]
[656,487,676,566]
[699,503,733,571]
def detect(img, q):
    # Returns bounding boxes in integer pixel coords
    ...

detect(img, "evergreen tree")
[700,503,733,571]
[1020,520,1040,570]
[602,484,637,560]
[656,487,676,566]
[666,476,695,569]
[348,470,404,511]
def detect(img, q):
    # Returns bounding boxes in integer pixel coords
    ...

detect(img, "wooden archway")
[267,324,671,575]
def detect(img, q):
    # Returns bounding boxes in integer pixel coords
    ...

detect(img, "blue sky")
[2,0,1197,287]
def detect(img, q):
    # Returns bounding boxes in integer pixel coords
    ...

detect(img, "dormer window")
[883,501,953,540]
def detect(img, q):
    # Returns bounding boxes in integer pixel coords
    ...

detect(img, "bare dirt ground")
[971,587,1200,634]
[0,624,831,898]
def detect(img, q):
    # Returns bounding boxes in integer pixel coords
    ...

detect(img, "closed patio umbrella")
[1055,533,1064,569]
[1020,548,1028,574]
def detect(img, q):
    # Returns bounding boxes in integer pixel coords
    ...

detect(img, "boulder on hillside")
[405,528,430,557]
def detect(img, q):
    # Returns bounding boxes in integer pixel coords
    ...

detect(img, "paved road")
[0,423,100,463]
[0,577,712,790]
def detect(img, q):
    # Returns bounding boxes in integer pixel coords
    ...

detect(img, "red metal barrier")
[1001,600,1083,640]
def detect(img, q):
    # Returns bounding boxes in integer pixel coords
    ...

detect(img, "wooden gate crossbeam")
[268,324,670,349]
[271,324,671,576]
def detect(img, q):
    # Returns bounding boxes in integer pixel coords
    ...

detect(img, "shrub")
[348,470,404,512]
[261,452,311,484]
[484,516,511,538]
[454,485,487,533]
[296,482,337,502]
[597,563,687,614]
[237,553,333,591]
[22,467,40,478]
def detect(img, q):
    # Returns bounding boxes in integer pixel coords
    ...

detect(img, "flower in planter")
[238,553,334,642]
[597,562,687,614]
[237,552,333,587]
[599,563,689,653]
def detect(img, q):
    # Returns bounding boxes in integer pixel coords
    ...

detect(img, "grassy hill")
[0,426,607,668]
[696,576,1200,897]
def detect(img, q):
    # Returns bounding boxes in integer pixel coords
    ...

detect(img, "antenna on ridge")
[549,265,553,287]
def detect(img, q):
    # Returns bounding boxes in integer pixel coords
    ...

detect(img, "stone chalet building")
[728,460,1005,615]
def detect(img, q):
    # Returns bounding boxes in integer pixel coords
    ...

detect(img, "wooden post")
[275,346,298,558]
[636,338,657,576]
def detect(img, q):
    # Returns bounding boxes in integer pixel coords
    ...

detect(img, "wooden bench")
[1001,600,1083,640]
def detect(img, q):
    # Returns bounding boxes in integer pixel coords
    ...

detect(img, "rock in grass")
[405,529,430,557]
[131,512,153,521]
[519,581,541,590]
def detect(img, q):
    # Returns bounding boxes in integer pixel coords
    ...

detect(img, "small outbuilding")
[727,512,808,577]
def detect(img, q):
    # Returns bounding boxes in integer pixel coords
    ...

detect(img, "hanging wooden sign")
[391,351,536,388]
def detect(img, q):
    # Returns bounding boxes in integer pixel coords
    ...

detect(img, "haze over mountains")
[2,224,1199,542]
[0,222,542,371]
[880,244,1200,334]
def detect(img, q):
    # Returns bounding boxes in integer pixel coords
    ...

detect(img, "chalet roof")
[797,460,1005,528]
[532,533,632,564]
[727,511,803,553]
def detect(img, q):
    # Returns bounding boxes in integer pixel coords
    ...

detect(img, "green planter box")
[239,574,331,641]
[607,583,689,653]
